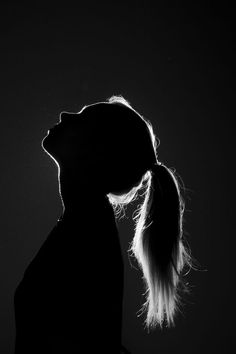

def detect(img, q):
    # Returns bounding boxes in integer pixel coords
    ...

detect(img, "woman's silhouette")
[14,96,191,353]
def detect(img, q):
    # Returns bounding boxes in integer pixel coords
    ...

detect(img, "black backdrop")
[0,2,235,353]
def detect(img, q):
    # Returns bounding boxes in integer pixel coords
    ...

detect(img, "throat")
[60,195,114,223]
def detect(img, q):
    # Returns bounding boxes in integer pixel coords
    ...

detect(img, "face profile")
[42,111,93,170]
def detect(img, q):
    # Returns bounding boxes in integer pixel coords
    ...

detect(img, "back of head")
[79,96,156,195]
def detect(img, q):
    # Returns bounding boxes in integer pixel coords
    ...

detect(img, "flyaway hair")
[107,95,192,329]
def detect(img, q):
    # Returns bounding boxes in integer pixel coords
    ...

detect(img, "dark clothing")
[14,203,124,353]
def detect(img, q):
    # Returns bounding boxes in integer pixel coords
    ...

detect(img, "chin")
[41,131,51,152]
[41,130,57,156]
[41,131,63,169]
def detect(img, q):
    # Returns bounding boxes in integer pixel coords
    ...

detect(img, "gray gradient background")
[0,2,234,353]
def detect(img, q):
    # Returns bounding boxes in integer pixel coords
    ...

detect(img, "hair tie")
[152,161,163,171]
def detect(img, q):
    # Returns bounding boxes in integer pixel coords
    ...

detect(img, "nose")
[59,111,75,123]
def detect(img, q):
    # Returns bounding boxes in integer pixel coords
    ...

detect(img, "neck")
[58,168,111,222]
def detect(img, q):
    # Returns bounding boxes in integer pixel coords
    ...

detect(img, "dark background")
[0,2,235,353]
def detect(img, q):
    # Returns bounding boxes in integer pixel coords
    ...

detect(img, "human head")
[42,95,158,196]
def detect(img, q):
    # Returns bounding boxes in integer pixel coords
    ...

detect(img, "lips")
[50,124,59,131]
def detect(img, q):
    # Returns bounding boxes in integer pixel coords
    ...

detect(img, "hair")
[104,95,192,330]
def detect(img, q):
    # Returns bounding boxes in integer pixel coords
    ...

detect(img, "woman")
[14,96,191,353]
